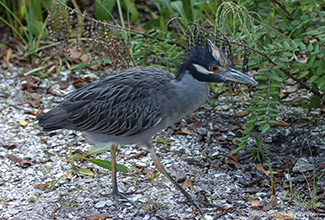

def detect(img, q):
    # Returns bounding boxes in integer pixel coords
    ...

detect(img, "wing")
[45,67,174,136]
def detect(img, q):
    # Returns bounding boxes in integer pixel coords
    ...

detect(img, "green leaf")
[307,43,313,51]
[79,168,94,176]
[256,75,268,80]
[307,55,316,68]
[269,119,278,124]
[300,15,309,20]
[299,42,306,50]
[86,145,111,156]
[250,97,262,104]
[259,122,270,133]
[278,57,290,62]
[299,70,309,78]
[95,0,115,21]
[309,75,319,83]
[86,158,128,173]
[171,1,186,18]
[283,41,291,49]
[270,74,283,82]
[246,107,257,112]
[316,61,325,74]
[311,95,321,108]
[310,13,317,18]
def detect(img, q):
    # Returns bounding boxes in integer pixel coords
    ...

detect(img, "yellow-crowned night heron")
[38,40,256,212]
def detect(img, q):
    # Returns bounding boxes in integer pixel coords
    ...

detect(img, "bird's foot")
[111,190,138,209]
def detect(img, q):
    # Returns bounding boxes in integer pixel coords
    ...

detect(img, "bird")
[38,40,257,213]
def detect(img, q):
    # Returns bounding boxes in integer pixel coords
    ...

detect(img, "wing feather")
[53,67,174,136]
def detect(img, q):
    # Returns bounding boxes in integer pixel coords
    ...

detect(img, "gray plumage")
[39,66,209,147]
[38,40,256,212]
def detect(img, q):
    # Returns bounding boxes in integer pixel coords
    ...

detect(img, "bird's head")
[178,40,257,85]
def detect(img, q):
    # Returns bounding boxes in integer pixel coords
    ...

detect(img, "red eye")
[210,65,219,72]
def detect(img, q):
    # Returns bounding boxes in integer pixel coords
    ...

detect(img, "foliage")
[49,146,128,190]
[0,0,50,49]
[1,0,325,156]
[245,135,274,162]
[228,1,325,151]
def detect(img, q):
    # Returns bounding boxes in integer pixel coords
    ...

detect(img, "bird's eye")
[210,65,219,72]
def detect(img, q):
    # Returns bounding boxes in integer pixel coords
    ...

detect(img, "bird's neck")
[173,69,209,117]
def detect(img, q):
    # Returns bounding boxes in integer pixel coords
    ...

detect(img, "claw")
[111,190,138,208]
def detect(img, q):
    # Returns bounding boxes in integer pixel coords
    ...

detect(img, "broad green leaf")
[85,158,128,173]
[283,41,291,49]
[309,75,319,83]
[299,70,309,78]
[260,122,270,133]
[79,168,94,176]
[250,97,262,104]
[87,145,111,156]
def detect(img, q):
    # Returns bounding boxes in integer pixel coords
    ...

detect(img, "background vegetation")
[1,0,324,157]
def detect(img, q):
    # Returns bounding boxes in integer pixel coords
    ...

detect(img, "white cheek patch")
[192,64,211,75]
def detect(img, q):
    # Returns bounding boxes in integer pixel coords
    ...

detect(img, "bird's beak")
[221,68,257,85]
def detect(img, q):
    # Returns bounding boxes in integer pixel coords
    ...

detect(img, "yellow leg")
[110,144,138,208]
[146,141,204,213]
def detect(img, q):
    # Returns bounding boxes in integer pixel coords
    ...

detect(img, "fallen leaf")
[182,178,193,190]
[218,128,227,133]
[2,59,10,70]
[7,154,22,163]
[271,120,290,126]
[82,215,110,220]
[20,160,33,168]
[127,151,145,159]
[251,198,263,210]
[263,195,277,210]
[191,120,202,132]
[257,164,270,175]
[175,130,192,135]
[225,159,241,169]
[293,97,306,103]
[3,144,17,149]
[285,84,299,93]
[34,183,50,189]
[49,90,64,96]
[257,164,283,176]
[58,155,69,162]
[43,149,54,156]
[228,153,239,162]
[66,172,73,180]
[70,46,81,63]
[145,170,157,180]
[46,65,56,74]
[132,163,145,169]
[6,47,12,61]
[212,161,221,169]
[60,79,70,90]
[243,177,265,187]
[235,111,250,117]
[80,54,88,63]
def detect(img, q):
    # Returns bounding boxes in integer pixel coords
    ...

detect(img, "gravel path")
[1,69,324,219]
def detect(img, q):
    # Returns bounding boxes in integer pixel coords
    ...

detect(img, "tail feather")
[38,108,75,131]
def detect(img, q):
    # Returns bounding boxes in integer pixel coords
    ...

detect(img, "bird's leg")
[146,142,207,214]
[110,144,138,208]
